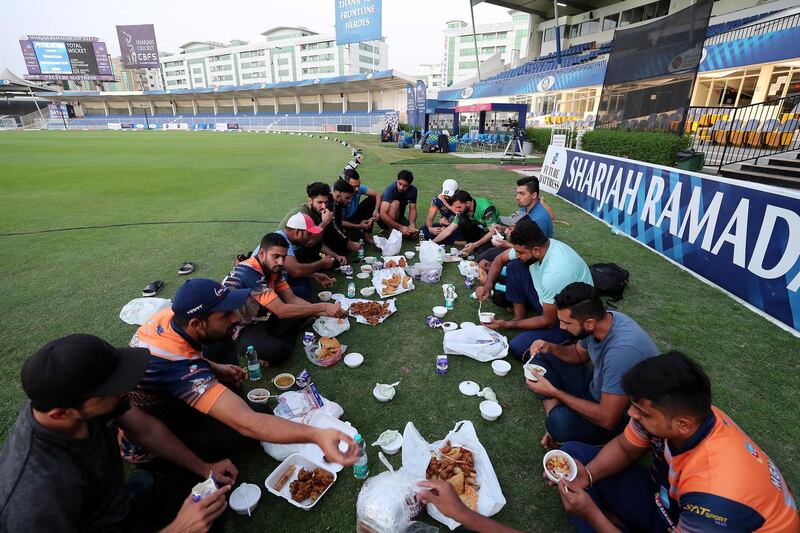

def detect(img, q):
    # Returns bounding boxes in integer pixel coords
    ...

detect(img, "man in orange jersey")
[417,352,798,533]
[554,352,799,532]
[121,278,357,482]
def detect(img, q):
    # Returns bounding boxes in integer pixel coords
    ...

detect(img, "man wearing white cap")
[422,178,460,243]
[279,213,336,300]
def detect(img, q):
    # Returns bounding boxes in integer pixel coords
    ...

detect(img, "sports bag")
[590,263,629,304]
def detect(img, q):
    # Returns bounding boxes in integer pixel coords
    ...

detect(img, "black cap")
[21,334,150,411]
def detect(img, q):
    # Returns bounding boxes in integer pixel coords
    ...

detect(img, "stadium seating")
[479,10,785,87]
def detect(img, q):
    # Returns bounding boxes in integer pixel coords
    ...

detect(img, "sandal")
[178,262,196,275]
[142,280,165,297]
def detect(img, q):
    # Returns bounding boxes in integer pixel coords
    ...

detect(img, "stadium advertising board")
[335,0,382,45]
[700,25,800,72]
[415,80,426,131]
[19,35,113,81]
[540,146,800,335]
[406,83,417,129]
[116,25,160,69]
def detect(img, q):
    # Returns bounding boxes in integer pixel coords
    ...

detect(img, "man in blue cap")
[122,278,358,480]
[0,334,235,532]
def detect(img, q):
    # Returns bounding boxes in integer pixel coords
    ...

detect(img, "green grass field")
[1,130,798,532]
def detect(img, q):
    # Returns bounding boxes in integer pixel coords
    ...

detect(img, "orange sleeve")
[276,279,290,292]
[193,382,227,414]
[624,419,651,448]
[253,288,279,308]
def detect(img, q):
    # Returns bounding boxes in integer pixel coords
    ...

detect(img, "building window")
[211,74,234,82]
[277,58,289,65]
[208,54,232,62]
[579,19,600,36]
[239,50,264,59]
[242,71,267,79]
[194,77,203,83]
[279,69,290,76]
[602,14,619,31]
[242,60,266,68]
[360,67,375,74]
[543,26,566,42]
[359,54,375,64]
[458,60,478,69]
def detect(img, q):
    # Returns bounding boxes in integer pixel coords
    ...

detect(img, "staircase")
[720,152,800,190]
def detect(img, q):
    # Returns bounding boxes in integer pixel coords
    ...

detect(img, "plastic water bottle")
[353,434,369,480]
[347,277,356,298]
[357,239,365,261]
[246,345,262,381]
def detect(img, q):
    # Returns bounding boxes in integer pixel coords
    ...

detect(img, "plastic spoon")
[244,488,251,517]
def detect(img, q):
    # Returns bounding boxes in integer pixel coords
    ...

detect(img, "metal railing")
[38,113,385,134]
[686,92,800,170]
[705,12,800,46]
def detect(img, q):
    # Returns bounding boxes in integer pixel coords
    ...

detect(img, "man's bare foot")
[541,431,558,450]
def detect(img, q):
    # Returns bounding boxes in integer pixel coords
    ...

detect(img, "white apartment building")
[412,63,444,89]
[160,26,388,90]
[442,11,531,87]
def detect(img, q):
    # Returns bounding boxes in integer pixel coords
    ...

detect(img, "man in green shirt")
[433,190,500,256]
[278,182,347,265]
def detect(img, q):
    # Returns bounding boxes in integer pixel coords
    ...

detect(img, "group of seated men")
[1,161,797,532]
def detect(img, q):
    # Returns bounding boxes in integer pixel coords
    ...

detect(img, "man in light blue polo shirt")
[477,217,593,360]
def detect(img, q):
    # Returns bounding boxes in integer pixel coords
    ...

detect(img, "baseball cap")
[286,212,322,235]
[22,334,150,410]
[172,278,251,319]
[441,179,459,197]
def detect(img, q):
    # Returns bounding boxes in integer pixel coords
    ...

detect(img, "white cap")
[286,212,307,230]
[441,179,459,197]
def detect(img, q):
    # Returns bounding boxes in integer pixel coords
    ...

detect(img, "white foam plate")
[296,411,357,473]
[459,380,480,396]
[265,453,337,510]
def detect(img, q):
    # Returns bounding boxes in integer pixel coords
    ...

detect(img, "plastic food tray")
[265,453,337,510]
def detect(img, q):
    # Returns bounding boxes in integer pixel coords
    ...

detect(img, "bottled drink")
[245,345,262,381]
[357,239,365,260]
[347,277,356,298]
[353,434,369,479]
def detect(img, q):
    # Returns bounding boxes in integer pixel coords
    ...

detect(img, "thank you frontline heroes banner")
[335,0,382,45]
[540,146,800,334]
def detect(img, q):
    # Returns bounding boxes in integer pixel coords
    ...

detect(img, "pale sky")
[0,0,513,76]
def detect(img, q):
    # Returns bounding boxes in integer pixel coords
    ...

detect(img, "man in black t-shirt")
[0,334,235,532]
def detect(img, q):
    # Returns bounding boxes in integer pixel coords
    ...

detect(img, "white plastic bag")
[356,464,423,533]
[443,326,508,362]
[374,229,403,257]
[457,260,480,280]
[119,298,172,325]
[402,421,506,530]
[419,240,445,264]
[312,316,350,337]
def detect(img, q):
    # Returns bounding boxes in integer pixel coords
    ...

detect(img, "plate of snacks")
[308,337,345,367]
[372,267,414,298]
[265,453,337,510]
[425,441,480,512]
[382,256,408,269]
[543,449,577,483]
[340,297,397,325]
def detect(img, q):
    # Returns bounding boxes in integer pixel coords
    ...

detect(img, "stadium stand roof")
[477,0,619,18]
[0,68,55,94]
[261,26,316,37]
[38,69,412,102]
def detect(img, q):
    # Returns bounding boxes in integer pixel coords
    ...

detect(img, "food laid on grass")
[349,300,392,325]
[289,467,335,504]
[425,441,480,511]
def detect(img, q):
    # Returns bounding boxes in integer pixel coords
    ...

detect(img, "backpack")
[590,263,630,305]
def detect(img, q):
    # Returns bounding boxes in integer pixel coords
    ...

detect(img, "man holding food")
[379,169,419,239]
[431,190,500,255]
[476,218,593,361]
[555,352,799,533]
[527,282,658,448]
[122,277,357,494]
[274,213,336,300]
[340,168,382,245]
[419,353,799,533]
[212,233,347,367]
[279,181,348,265]
[0,334,234,532]
[326,178,363,256]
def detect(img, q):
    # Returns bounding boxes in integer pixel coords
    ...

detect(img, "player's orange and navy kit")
[624,405,799,532]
